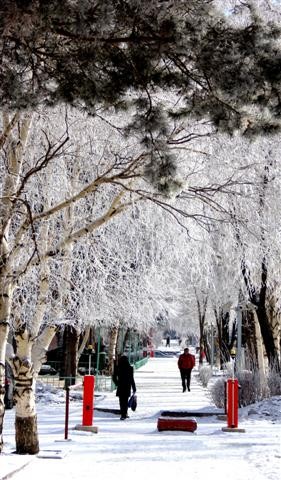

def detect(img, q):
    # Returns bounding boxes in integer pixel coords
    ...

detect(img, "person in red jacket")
[178,347,195,392]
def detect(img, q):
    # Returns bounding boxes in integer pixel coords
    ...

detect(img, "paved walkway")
[98,356,220,417]
[1,356,221,480]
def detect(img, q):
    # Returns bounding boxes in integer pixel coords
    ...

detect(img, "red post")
[226,378,239,428]
[82,375,95,426]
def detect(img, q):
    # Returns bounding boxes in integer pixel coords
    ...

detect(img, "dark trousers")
[180,368,192,390]
[119,394,129,418]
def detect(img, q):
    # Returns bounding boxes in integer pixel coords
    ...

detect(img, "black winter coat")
[112,357,136,397]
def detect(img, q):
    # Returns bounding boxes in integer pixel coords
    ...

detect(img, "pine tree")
[0,0,280,136]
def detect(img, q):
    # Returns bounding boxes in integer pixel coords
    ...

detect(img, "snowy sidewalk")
[98,355,220,416]
[1,357,280,480]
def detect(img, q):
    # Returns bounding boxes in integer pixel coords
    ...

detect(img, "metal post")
[236,307,242,371]
[134,333,137,363]
[96,328,101,389]
[211,323,214,370]
[88,353,91,375]
[64,386,70,440]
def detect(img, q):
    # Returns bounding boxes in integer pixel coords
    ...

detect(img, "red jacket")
[178,353,195,370]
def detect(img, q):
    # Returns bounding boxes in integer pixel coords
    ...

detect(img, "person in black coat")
[112,355,136,420]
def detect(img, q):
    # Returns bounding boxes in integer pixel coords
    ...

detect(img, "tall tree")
[0,105,198,453]
[0,0,280,139]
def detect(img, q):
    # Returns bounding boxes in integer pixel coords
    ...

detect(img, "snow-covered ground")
[1,350,280,480]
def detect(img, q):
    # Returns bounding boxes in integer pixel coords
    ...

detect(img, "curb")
[160,410,223,417]
[1,458,33,480]
[95,407,120,415]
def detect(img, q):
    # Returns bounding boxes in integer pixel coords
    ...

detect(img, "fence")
[37,374,113,392]
[37,356,149,392]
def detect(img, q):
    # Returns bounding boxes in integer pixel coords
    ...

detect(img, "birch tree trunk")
[0,112,32,452]
[12,196,51,454]
[12,330,39,454]
[0,286,13,452]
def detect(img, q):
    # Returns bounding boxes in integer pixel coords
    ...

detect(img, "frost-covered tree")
[0,105,207,453]
[0,107,165,453]
[160,123,281,372]
[0,0,281,139]
[231,139,281,370]
[189,132,281,370]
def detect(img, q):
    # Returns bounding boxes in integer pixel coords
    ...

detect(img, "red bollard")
[226,378,239,428]
[82,375,95,426]
[222,378,245,433]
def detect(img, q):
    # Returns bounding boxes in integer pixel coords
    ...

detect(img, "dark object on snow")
[112,355,136,420]
[178,348,195,392]
[39,364,57,376]
[157,416,197,432]
[128,393,137,411]
[4,364,14,410]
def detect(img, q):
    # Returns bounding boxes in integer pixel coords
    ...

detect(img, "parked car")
[78,366,96,376]
[39,364,57,376]
[4,364,14,409]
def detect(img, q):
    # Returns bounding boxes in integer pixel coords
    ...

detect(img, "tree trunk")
[243,310,258,368]
[214,307,230,369]
[267,292,281,367]
[61,325,78,385]
[0,285,13,453]
[15,415,39,455]
[255,314,266,380]
[0,112,33,452]
[256,305,279,370]
[241,258,280,370]
[108,324,119,375]
[12,354,39,454]
[12,329,40,454]
[0,326,7,453]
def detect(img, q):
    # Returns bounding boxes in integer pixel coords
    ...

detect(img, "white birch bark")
[0,112,32,452]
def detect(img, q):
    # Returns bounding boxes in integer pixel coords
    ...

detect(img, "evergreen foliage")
[0,0,281,136]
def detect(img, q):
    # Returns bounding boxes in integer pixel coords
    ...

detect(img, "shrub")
[210,362,281,409]
[267,365,281,396]
[210,377,226,409]
[236,370,261,406]
[198,365,213,387]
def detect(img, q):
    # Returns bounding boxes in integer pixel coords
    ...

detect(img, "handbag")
[128,393,137,411]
